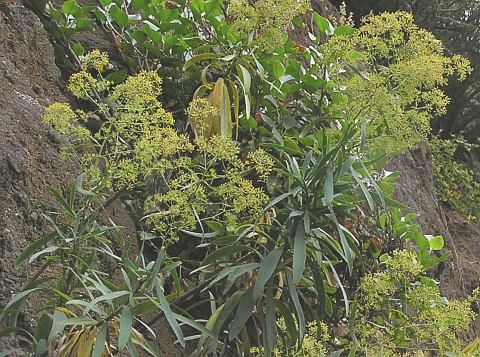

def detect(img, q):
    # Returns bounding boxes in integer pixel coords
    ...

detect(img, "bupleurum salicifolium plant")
[227,0,310,52]
[354,250,479,355]
[43,50,272,243]
[322,12,471,154]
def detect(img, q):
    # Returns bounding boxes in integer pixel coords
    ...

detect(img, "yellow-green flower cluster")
[43,102,89,140]
[68,71,98,98]
[111,70,163,109]
[385,250,422,277]
[250,318,329,356]
[360,250,422,309]
[91,71,191,188]
[187,97,219,138]
[354,250,479,355]
[50,63,272,244]
[197,135,240,163]
[215,174,269,223]
[417,298,476,343]
[228,0,309,51]
[359,271,396,309]
[144,182,207,242]
[134,128,193,171]
[247,149,274,180]
[81,49,109,72]
[326,12,472,154]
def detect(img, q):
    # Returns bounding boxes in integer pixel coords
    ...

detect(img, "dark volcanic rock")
[388,143,480,301]
[0,2,178,355]
[0,1,78,353]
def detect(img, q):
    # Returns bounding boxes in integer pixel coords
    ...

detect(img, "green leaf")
[62,0,81,16]
[237,64,252,119]
[275,300,297,346]
[153,284,185,347]
[173,313,214,337]
[272,61,285,78]
[426,235,444,251]
[209,291,243,335]
[5,288,38,310]
[219,81,232,137]
[334,25,356,36]
[293,223,306,284]
[60,316,97,326]
[237,64,251,93]
[131,301,157,316]
[75,18,94,31]
[91,322,108,357]
[265,191,294,211]
[307,257,326,319]
[15,231,57,268]
[223,264,261,293]
[183,53,220,71]
[202,244,248,266]
[253,249,283,301]
[110,5,129,27]
[312,13,332,34]
[28,245,59,264]
[118,306,132,351]
[229,287,254,340]
[351,167,374,211]
[264,281,276,355]
[323,163,334,206]
[46,185,76,218]
[72,42,85,56]
[285,270,305,344]
[206,263,260,292]
[84,291,130,313]
[34,313,52,342]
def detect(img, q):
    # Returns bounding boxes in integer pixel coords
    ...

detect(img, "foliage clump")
[47,53,270,242]
[431,136,480,221]
[326,12,472,153]
[228,0,310,51]
[354,250,479,355]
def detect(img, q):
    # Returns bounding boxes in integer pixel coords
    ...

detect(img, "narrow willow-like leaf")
[229,287,254,341]
[5,288,38,311]
[118,306,133,351]
[153,284,185,347]
[293,223,306,284]
[350,167,374,211]
[285,270,305,345]
[202,244,248,266]
[253,249,283,301]
[264,281,276,355]
[91,323,108,357]
[15,231,57,268]
[323,163,334,206]
[84,291,129,314]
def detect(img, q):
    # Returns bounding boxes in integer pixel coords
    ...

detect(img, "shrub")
[1,1,477,355]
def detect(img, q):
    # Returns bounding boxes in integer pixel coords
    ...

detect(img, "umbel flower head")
[227,0,309,51]
[43,102,89,140]
[81,49,109,72]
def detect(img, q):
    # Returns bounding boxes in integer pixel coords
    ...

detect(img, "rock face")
[388,143,480,300]
[0,2,179,355]
[0,0,79,352]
